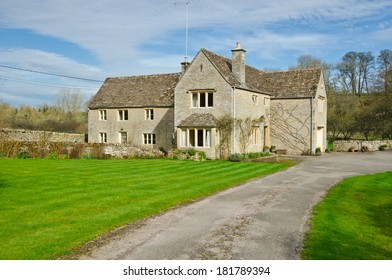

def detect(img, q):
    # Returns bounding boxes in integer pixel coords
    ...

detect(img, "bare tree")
[54,89,85,117]
[336,51,374,96]
[377,49,392,94]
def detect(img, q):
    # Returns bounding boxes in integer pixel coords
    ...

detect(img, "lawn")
[0,158,290,259]
[301,171,392,260]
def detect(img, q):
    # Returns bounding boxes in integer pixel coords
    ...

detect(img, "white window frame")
[99,132,107,143]
[143,133,156,145]
[181,128,211,148]
[145,109,154,120]
[191,91,214,108]
[99,110,107,121]
[118,110,128,121]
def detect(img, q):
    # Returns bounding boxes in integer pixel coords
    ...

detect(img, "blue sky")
[0,0,391,106]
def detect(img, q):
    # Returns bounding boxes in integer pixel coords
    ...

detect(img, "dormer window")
[191,91,214,108]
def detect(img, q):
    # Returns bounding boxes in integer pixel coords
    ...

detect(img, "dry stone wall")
[333,140,392,152]
[0,128,85,143]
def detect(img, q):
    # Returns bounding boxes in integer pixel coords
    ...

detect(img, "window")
[118,110,128,121]
[318,97,325,113]
[252,95,258,105]
[145,109,154,120]
[264,97,269,106]
[99,132,107,143]
[143,133,156,145]
[181,130,187,147]
[191,91,214,108]
[252,127,260,145]
[181,128,211,148]
[99,110,107,121]
[119,132,127,144]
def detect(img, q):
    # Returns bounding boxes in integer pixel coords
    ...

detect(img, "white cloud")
[0,0,391,105]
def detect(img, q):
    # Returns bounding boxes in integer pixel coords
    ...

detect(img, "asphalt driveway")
[78,152,392,260]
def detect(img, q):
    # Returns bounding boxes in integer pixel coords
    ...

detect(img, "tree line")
[0,89,87,134]
[290,49,392,141]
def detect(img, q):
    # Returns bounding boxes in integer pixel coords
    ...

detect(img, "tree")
[327,93,361,140]
[336,51,375,96]
[376,49,392,94]
[54,89,85,119]
[290,55,322,70]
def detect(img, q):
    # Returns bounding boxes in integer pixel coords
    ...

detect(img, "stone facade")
[0,128,84,143]
[88,107,174,149]
[270,75,327,155]
[88,43,327,158]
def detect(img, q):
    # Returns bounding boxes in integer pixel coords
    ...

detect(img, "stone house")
[88,43,327,158]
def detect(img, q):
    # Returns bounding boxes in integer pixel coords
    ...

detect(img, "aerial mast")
[174,0,199,63]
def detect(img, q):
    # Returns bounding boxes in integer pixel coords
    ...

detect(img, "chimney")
[231,42,246,85]
[181,61,190,75]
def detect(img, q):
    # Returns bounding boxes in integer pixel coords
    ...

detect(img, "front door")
[316,127,324,151]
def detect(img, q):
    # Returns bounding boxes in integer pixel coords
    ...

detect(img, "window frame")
[180,128,212,148]
[118,110,128,121]
[99,110,107,121]
[143,133,156,145]
[145,109,154,120]
[99,132,108,143]
[190,91,214,108]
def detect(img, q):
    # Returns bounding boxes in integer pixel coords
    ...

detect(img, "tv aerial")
[174,0,200,63]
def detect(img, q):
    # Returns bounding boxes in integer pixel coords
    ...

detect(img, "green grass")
[0,158,290,259]
[301,172,392,260]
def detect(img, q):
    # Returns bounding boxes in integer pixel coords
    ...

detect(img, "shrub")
[16,151,31,159]
[229,153,244,162]
[198,151,207,161]
[379,144,388,151]
[187,148,197,157]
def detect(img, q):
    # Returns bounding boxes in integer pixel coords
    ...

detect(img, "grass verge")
[0,158,291,259]
[301,171,392,259]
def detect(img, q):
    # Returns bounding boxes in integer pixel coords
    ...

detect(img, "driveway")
[78,152,392,260]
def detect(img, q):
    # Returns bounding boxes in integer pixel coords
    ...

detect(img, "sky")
[0,0,391,107]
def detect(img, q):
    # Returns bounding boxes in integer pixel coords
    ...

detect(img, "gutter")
[232,87,236,154]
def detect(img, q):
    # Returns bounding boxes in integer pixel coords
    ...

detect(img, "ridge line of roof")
[105,72,181,80]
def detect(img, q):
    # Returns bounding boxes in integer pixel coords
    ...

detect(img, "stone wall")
[0,128,85,143]
[333,140,392,152]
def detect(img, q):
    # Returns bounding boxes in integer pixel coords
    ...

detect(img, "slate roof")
[201,48,322,98]
[178,113,218,127]
[259,68,322,98]
[201,49,270,94]
[88,73,180,109]
[88,48,322,110]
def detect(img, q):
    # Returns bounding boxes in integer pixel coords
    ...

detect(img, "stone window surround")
[99,110,107,121]
[145,109,154,120]
[189,90,215,108]
[180,128,212,148]
[143,133,156,145]
[99,132,108,143]
[118,109,129,121]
